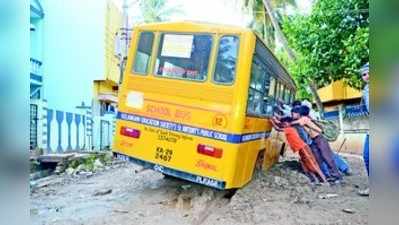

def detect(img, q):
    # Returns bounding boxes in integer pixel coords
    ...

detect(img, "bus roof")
[133,21,252,34]
[253,32,296,90]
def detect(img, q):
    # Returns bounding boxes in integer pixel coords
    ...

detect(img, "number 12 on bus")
[113,21,296,189]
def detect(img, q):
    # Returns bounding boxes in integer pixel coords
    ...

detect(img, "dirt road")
[30,154,369,225]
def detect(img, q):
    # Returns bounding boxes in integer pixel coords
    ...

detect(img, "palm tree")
[243,0,296,60]
[243,0,325,115]
[243,0,270,46]
[139,0,182,23]
[261,0,296,60]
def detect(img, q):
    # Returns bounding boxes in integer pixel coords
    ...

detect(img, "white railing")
[30,58,42,75]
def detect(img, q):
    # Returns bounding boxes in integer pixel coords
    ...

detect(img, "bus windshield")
[154,33,212,81]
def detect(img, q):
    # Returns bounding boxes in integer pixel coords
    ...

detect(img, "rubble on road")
[65,167,75,175]
[342,208,356,214]
[62,152,112,175]
[93,189,112,196]
[30,169,52,180]
[30,151,126,192]
[31,151,113,178]
[113,209,129,214]
[318,193,339,199]
[180,185,192,190]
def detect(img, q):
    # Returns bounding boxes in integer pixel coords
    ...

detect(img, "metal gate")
[30,104,38,150]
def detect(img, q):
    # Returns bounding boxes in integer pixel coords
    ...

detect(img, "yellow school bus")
[113,21,296,189]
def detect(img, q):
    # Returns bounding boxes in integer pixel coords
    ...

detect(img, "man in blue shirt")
[359,62,369,196]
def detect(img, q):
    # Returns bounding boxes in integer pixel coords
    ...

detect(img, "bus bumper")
[113,152,226,190]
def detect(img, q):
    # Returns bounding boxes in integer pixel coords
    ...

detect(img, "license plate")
[154,146,173,162]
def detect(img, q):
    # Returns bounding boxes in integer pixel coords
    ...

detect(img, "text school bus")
[113,21,296,189]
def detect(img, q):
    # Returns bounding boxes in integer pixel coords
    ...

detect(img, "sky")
[121,0,313,27]
[167,0,251,26]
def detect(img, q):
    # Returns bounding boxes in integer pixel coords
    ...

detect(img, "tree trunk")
[262,0,296,61]
[261,0,324,116]
[309,80,325,119]
[263,15,271,46]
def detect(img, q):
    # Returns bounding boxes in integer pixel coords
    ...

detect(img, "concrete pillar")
[91,97,102,151]
[338,104,344,135]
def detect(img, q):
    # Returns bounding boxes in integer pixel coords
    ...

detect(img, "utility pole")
[122,0,129,60]
[117,0,135,85]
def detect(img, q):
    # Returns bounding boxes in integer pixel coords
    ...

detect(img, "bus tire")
[254,149,265,172]
[280,143,286,156]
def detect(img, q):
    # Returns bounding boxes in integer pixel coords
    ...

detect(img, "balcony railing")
[30,58,42,75]
[30,58,43,83]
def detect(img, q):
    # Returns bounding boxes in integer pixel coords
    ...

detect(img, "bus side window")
[247,56,282,117]
[290,91,295,104]
[278,83,283,102]
[283,86,290,104]
[266,76,277,115]
[287,89,292,105]
[278,82,284,102]
[274,82,280,102]
[268,76,276,98]
[132,32,154,74]
[247,58,266,115]
[214,36,239,84]
[288,89,294,104]
[262,70,274,116]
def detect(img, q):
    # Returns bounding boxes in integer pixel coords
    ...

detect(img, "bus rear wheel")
[255,149,265,171]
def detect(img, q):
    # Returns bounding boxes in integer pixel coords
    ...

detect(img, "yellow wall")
[317,79,362,103]
[93,80,117,96]
[104,0,122,84]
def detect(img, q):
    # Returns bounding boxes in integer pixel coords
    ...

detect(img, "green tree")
[139,0,182,23]
[282,0,369,99]
[243,0,326,110]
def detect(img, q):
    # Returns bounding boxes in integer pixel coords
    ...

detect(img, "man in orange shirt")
[272,117,327,184]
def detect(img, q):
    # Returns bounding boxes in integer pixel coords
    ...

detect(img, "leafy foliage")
[139,0,182,23]
[281,0,369,98]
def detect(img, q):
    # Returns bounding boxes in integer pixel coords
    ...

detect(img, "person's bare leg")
[314,167,327,183]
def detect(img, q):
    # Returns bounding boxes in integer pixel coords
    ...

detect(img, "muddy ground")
[30,153,369,225]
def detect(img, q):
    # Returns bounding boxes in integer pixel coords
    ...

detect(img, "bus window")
[247,58,266,115]
[279,84,284,101]
[264,76,277,115]
[214,36,239,84]
[290,92,295,103]
[287,89,292,104]
[268,76,276,98]
[248,60,264,114]
[284,87,290,104]
[262,69,274,115]
[154,33,212,81]
[274,82,280,101]
[278,83,284,102]
[288,90,294,104]
[132,32,154,74]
